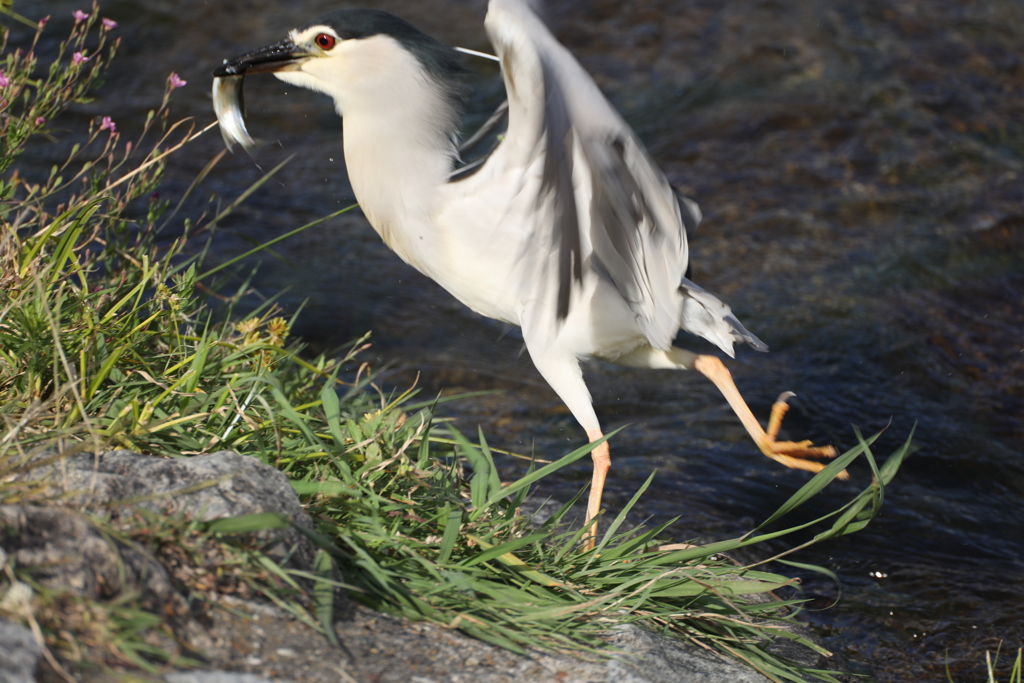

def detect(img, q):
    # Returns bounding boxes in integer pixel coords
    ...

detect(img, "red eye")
[315,33,336,50]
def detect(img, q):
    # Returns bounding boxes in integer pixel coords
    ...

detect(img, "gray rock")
[604,623,771,683]
[20,449,351,617]
[0,619,40,683]
[0,505,176,609]
[23,450,321,573]
[339,604,819,682]
[166,672,297,683]
[188,597,782,683]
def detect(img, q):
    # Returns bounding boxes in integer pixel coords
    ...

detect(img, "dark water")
[18,1,1024,680]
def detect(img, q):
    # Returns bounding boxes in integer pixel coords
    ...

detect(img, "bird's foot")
[758,392,848,480]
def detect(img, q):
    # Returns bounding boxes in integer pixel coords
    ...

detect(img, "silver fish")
[212,74,256,154]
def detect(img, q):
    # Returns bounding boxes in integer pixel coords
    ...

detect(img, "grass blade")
[314,549,339,646]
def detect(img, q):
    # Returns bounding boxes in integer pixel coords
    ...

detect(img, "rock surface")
[22,450,323,574]
[161,594,782,683]
[0,504,176,607]
[0,450,838,683]
[0,618,41,683]
[166,673,291,683]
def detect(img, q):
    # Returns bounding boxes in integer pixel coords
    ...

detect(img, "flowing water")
[17,1,1024,680]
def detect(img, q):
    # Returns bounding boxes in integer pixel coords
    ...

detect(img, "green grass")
[990,649,1023,683]
[948,646,1024,683]
[0,10,915,683]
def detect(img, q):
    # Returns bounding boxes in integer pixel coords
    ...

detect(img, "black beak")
[213,39,310,77]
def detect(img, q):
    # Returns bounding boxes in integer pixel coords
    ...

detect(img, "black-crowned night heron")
[213,0,840,547]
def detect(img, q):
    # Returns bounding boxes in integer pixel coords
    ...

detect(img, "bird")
[212,0,840,548]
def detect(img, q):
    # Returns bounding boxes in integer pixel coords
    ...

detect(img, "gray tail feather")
[679,278,768,357]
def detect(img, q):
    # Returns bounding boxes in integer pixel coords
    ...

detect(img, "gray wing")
[484,0,692,351]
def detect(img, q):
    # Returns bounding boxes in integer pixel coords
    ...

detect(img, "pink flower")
[168,72,187,89]
[0,72,8,88]
[35,116,46,126]
[72,10,89,22]
[99,116,116,133]
[101,18,117,30]
[72,52,88,65]
[38,16,50,27]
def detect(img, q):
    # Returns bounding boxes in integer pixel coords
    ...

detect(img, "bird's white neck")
[342,108,456,275]
[328,37,460,277]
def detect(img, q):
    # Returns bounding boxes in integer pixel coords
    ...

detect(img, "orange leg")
[584,429,610,551]
[693,355,847,480]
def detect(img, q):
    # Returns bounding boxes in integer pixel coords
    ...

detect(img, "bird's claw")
[758,392,848,480]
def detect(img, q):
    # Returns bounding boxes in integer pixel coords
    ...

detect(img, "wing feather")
[485,0,690,350]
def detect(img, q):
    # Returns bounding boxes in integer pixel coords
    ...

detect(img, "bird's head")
[214,9,466,119]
